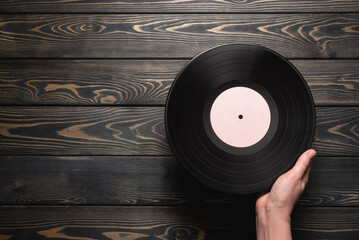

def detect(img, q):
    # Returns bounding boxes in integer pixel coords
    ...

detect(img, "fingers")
[291,149,316,179]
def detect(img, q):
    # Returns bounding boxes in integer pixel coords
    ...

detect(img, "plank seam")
[2,58,359,60]
[0,12,357,14]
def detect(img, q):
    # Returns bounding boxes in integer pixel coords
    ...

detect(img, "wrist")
[256,206,291,227]
[256,207,292,240]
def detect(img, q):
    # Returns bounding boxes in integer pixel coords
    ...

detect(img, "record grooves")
[165,44,316,194]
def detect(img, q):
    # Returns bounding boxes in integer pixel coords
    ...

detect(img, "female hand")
[256,149,316,240]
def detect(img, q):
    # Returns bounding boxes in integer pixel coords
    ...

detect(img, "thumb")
[290,149,316,179]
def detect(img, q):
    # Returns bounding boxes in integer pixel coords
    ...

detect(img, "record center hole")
[238,114,243,119]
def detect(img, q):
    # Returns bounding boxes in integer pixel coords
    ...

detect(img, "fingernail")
[307,149,316,159]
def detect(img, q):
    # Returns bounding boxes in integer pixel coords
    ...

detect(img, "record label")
[210,86,271,148]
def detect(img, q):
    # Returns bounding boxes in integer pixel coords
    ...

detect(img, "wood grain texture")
[0,60,358,106]
[0,107,358,156]
[291,207,359,239]
[0,156,358,207]
[0,206,257,240]
[1,14,359,58]
[0,206,358,239]
[0,60,178,105]
[312,107,359,156]
[0,0,357,239]
[1,0,359,13]
[0,107,170,155]
[295,60,359,106]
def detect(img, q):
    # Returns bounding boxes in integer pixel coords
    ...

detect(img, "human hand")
[255,149,316,240]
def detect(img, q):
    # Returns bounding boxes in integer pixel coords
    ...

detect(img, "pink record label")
[210,87,271,148]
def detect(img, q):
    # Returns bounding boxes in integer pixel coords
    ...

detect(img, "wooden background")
[0,0,359,239]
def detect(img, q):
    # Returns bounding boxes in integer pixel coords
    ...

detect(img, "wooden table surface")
[0,1,359,239]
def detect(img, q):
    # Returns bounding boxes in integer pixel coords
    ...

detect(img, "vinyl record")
[165,44,316,194]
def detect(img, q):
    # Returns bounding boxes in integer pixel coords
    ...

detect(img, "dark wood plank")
[0,107,170,155]
[300,157,359,206]
[312,107,359,156]
[1,0,359,13]
[0,60,179,105]
[294,60,359,106]
[0,60,358,106]
[0,156,358,207]
[1,14,359,58]
[291,207,359,239]
[0,107,358,156]
[0,206,358,239]
[0,206,257,240]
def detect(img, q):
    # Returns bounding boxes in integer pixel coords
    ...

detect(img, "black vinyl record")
[165,44,316,194]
